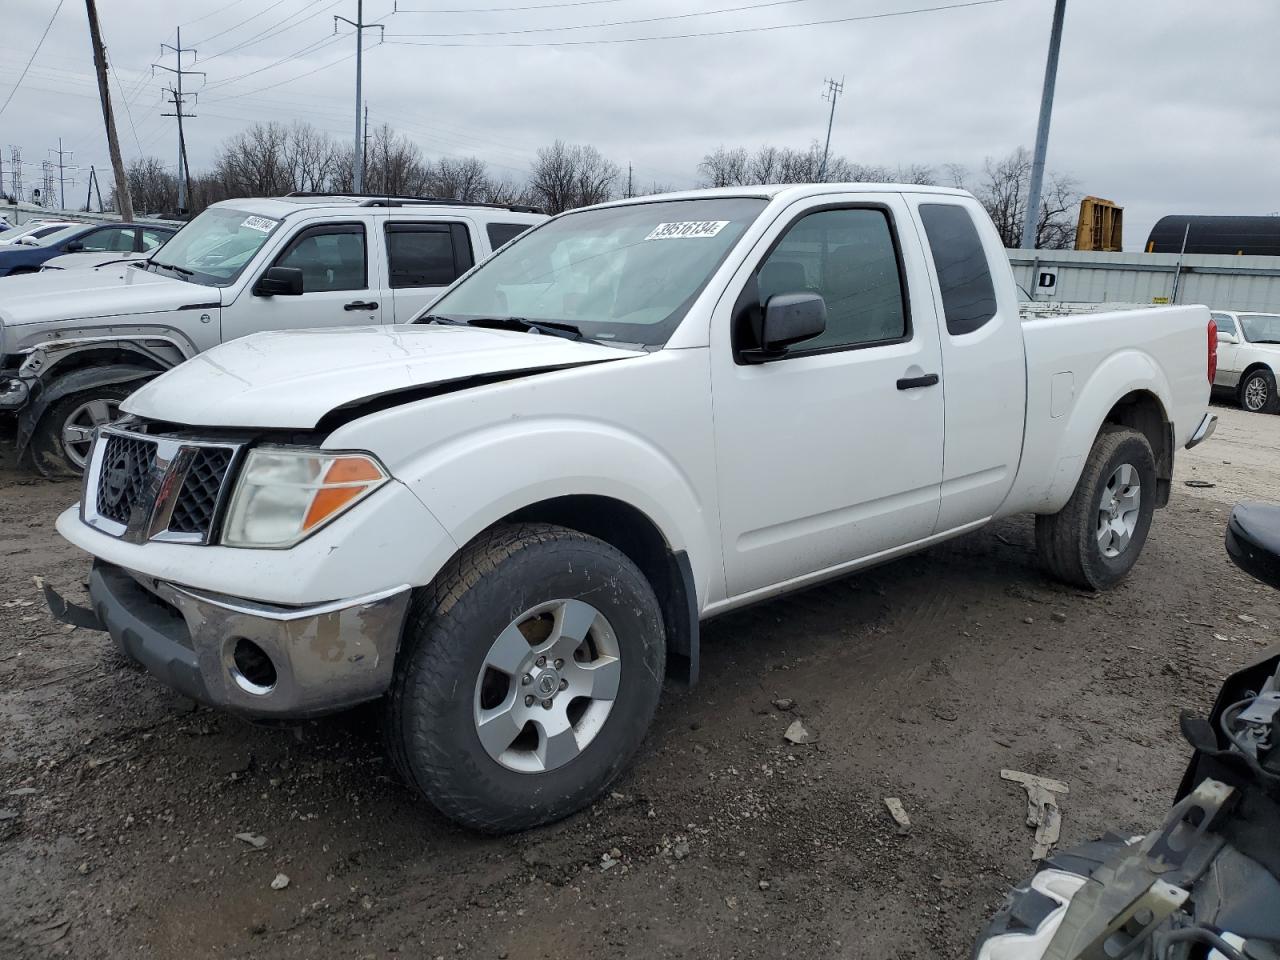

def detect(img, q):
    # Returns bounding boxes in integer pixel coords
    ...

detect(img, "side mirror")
[254,266,304,297]
[63,240,84,253]
[741,292,827,362]
[1217,332,1239,344]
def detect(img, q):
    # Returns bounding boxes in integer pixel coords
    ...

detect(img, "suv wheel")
[31,386,132,477]
[384,523,666,833]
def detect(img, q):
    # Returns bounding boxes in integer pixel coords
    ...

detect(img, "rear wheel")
[30,385,133,477]
[1035,426,1157,590]
[1238,368,1279,414]
[384,523,666,833]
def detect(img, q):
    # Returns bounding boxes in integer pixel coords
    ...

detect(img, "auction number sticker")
[240,215,279,233]
[645,220,730,240]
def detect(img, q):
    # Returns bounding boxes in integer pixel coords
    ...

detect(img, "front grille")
[85,427,241,545]
[95,433,157,525]
[169,448,234,535]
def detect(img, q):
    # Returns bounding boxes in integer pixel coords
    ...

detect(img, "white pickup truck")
[0,194,544,474]
[51,184,1217,833]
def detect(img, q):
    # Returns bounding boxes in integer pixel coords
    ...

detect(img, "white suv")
[0,194,545,473]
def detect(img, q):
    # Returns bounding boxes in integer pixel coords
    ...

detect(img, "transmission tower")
[9,146,23,203]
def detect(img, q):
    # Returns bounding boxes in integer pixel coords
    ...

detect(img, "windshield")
[1239,313,1280,343]
[421,197,767,346]
[148,206,282,286]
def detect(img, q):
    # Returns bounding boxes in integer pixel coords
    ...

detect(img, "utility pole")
[51,138,73,209]
[84,0,133,221]
[626,163,633,199]
[818,76,844,182]
[156,27,204,214]
[85,165,104,213]
[1021,0,1067,251]
[335,2,384,193]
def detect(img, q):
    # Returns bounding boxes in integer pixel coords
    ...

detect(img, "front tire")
[30,385,133,477]
[384,523,666,833]
[1238,368,1279,414]
[1035,426,1157,590]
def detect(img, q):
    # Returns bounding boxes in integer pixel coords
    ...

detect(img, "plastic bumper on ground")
[87,561,411,718]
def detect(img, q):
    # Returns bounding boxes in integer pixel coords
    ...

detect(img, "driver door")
[223,222,381,342]
[1212,312,1243,387]
[710,195,946,600]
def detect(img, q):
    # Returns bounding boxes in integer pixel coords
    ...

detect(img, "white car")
[0,220,80,245]
[52,183,1216,832]
[1211,310,1280,413]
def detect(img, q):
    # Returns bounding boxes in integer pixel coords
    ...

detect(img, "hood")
[0,265,217,328]
[40,251,146,271]
[123,324,640,428]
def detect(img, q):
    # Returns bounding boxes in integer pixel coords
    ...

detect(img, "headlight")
[221,447,388,548]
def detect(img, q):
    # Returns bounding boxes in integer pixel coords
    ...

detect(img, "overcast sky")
[0,0,1276,250]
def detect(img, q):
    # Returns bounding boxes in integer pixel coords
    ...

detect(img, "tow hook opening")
[231,638,278,694]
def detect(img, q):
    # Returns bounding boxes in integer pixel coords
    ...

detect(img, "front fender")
[1040,349,1175,512]
[16,363,158,455]
[365,417,716,611]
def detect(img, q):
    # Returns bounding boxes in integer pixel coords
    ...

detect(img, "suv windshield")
[420,197,767,346]
[1240,313,1280,344]
[148,207,282,286]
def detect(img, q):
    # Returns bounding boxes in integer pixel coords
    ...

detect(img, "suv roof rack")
[282,192,543,215]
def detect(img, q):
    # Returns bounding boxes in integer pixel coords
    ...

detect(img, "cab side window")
[918,203,998,336]
[1213,313,1239,339]
[274,224,367,292]
[755,207,908,353]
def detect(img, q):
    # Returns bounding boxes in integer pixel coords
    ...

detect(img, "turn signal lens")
[222,448,389,548]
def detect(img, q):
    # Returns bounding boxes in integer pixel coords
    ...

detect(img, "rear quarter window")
[919,203,998,336]
[486,222,533,250]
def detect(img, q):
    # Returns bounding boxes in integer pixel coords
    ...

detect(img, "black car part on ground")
[973,501,1280,960]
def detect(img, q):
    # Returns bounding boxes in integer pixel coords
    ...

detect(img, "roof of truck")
[592,183,974,209]
[209,193,544,220]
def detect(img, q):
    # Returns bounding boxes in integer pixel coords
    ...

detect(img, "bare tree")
[952,147,1079,249]
[528,141,620,214]
[427,156,491,202]
[698,145,749,187]
[124,156,178,214]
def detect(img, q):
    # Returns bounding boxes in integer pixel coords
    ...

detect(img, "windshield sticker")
[645,220,730,240]
[240,215,278,234]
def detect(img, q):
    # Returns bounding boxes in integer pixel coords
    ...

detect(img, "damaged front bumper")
[0,375,29,412]
[52,562,411,718]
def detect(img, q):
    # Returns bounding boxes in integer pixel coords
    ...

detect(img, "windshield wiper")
[150,261,193,278]
[422,315,586,341]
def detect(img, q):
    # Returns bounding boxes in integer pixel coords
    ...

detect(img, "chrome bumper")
[1185,412,1217,450]
[84,562,411,718]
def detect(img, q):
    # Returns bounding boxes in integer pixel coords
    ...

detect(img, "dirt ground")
[1,400,1277,960]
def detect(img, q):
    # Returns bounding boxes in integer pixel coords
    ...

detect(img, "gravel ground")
[1,400,1277,960]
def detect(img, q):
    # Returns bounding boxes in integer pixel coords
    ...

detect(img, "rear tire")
[30,384,133,477]
[1238,368,1279,414]
[384,522,666,833]
[1035,426,1157,591]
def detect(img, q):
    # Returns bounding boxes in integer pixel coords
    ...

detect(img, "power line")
[387,0,829,39]
[384,0,1006,47]
[394,0,625,12]
[190,0,295,47]
[180,0,257,31]
[202,34,343,90]
[0,0,66,120]
[201,0,346,63]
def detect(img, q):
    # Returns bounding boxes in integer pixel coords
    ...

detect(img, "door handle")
[344,300,379,311]
[896,373,940,390]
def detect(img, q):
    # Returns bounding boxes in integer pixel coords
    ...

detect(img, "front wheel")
[1035,426,1157,591]
[1238,368,1279,414]
[30,385,134,477]
[384,523,666,833]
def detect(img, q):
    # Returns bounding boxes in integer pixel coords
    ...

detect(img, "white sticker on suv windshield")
[240,215,278,233]
[645,220,730,240]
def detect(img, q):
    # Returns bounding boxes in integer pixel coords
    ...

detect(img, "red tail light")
[1208,319,1218,385]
